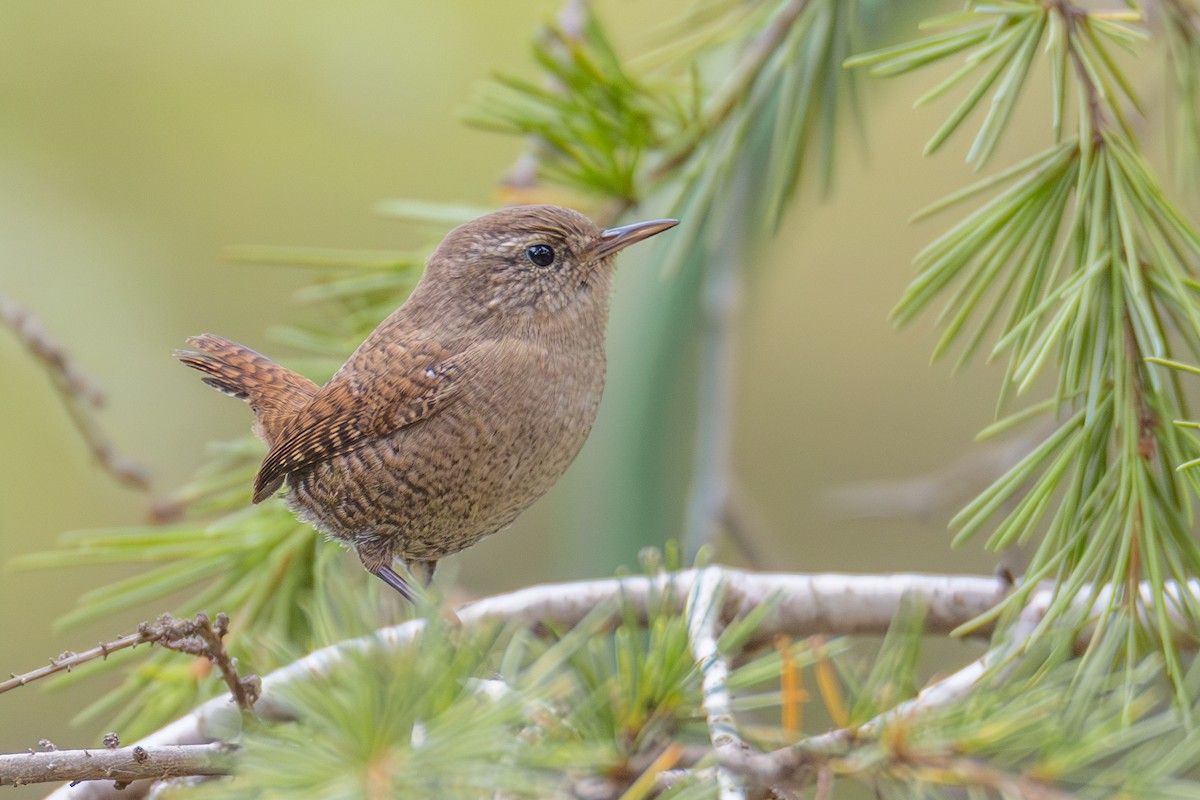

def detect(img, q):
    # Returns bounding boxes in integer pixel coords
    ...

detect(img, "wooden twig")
[720,482,767,568]
[146,613,260,713]
[0,293,149,490]
[813,765,833,800]
[0,744,235,788]
[1,631,156,696]
[823,422,1054,523]
[1,613,259,712]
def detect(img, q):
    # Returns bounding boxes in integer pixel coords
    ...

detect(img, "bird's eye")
[525,244,555,268]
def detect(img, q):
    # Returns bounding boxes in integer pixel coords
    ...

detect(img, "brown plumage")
[177,205,677,599]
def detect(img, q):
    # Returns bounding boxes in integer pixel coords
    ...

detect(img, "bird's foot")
[370,563,417,602]
[368,562,460,626]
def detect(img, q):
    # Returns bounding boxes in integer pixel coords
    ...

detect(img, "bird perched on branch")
[178,205,677,600]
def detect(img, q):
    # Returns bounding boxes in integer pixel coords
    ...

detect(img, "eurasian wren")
[178,205,677,599]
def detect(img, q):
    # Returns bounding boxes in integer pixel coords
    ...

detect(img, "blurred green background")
[0,0,1078,777]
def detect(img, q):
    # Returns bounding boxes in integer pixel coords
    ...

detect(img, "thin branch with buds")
[1,613,259,712]
[0,293,149,490]
[0,744,235,788]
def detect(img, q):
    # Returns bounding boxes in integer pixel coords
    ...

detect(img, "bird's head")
[421,205,677,329]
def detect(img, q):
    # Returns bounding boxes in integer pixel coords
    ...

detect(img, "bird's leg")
[409,559,438,587]
[357,540,418,601]
[376,559,460,627]
[370,563,417,602]
[407,559,461,627]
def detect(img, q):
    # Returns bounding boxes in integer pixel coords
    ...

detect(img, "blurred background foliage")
[5,0,1199,796]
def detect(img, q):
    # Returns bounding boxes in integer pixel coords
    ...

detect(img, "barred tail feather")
[176,333,319,448]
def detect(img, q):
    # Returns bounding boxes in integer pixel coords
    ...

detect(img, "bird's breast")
[286,340,607,560]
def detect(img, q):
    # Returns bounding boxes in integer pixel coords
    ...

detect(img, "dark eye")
[526,244,555,267]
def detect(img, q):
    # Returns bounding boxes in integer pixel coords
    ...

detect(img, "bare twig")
[150,613,260,712]
[686,568,746,800]
[0,294,106,407]
[1,613,259,711]
[0,743,235,788]
[720,482,767,568]
[0,293,150,490]
[1,632,156,696]
[823,422,1054,523]
[813,765,833,800]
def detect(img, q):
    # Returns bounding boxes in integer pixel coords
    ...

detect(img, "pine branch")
[648,0,812,183]
[12,5,1200,797]
[721,590,1188,798]
[1162,0,1200,190]
[724,747,1080,800]
[37,570,1004,800]
[34,568,1200,800]
[681,182,746,558]
[849,0,1200,709]
[720,567,1114,789]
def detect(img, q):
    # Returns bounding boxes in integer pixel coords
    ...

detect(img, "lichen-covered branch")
[686,568,746,800]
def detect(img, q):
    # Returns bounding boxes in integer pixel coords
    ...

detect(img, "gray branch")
[1,744,234,788]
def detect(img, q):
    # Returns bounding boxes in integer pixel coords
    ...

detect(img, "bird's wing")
[252,336,475,503]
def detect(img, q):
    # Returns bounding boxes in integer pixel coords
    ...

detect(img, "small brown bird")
[178,205,677,599]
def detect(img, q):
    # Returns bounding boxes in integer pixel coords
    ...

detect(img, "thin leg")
[410,559,438,587]
[378,559,461,627]
[370,563,417,602]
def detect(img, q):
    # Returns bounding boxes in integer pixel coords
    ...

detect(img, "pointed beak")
[593,218,679,258]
